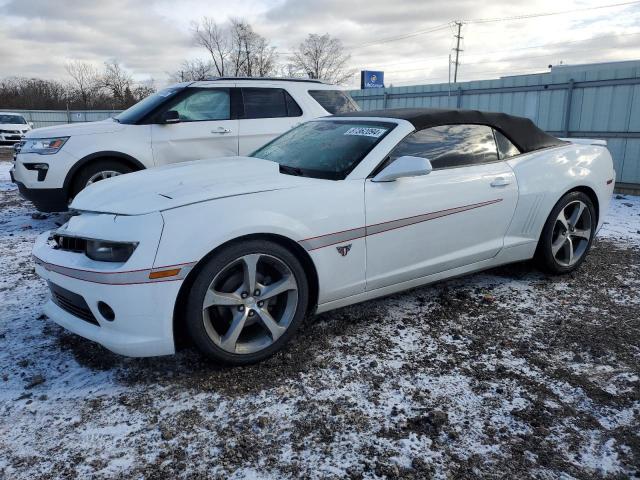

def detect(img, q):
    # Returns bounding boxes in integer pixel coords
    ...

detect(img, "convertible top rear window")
[308,90,360,114]
[251,120,394,180]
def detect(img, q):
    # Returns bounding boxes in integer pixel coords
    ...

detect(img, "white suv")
[11,78,359,212]
[0,112,32,144]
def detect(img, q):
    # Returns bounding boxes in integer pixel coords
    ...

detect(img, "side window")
[241,88,302,119]
[166,88,230,121]
[388,124,499,170]
[285,91,303,117]
[494,129,521,159]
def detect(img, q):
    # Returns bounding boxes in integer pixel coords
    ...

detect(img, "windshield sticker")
[344,127,387,138]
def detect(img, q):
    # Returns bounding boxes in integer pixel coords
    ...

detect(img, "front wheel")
[536,191,596,274]
[70,159,133,200]
[185,240,309,365]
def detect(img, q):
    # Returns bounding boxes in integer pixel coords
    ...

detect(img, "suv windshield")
[115,87,183,124]
[251,120,395,180]
[308,90,360,114]
[0,114,26,124]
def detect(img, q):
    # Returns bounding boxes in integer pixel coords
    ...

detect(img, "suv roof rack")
[201,76,327,84]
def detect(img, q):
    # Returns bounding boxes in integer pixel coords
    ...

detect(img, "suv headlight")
[21,137,69,155]
[85,240,138,262]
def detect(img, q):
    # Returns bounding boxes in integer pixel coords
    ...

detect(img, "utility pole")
[448,54,451,98]
[452,21,463,83]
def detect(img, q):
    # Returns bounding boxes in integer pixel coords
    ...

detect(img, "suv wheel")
[185,240,309,365]
[70,159,134,199]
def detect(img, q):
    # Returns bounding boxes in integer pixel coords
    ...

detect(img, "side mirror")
[161,110,180,124]
[372,156,433,182]
[28,122,34,128]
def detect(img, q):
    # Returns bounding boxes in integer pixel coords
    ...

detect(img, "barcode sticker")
[344,127,386,138]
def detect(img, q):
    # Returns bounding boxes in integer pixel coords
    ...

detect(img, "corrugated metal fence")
[350,61,640,187]
[10,109,121,128]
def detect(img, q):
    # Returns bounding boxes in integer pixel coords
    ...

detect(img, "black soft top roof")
[332,107,566,153]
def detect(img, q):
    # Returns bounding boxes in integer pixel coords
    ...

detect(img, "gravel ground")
[0,158,639,479]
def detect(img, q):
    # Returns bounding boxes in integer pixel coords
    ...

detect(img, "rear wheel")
[185,240,309,365]
[536,191,596,274]
[69,159,134,200]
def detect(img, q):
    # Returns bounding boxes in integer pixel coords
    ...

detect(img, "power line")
[347,1,639,56]
[347,23,451,51]
[464,0,640,24]
[379,31,640,73]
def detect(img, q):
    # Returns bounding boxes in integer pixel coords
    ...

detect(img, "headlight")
[53,234,138,262]
[85,240,138,263]
[20,137,69,155]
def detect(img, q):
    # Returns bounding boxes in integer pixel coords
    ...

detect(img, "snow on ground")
[0,158,639,479]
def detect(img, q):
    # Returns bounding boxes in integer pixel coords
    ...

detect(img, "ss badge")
[336,244,352,257]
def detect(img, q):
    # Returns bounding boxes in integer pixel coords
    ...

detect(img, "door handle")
[211,127,231,134]
[490,176,511,187]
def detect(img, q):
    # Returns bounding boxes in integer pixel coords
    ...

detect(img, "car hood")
[0,123,30,130]
[70,157,316,215]
[26,119,123,138]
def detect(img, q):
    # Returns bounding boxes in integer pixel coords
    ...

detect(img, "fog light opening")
[97,301,115,321]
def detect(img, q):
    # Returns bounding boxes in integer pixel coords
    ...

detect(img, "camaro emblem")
[336,244,352,257]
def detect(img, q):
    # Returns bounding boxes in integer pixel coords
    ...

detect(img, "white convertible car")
[32,108,615,364]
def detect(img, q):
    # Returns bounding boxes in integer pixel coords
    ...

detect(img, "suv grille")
[49,282,99,326]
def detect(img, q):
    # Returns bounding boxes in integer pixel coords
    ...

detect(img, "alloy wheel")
[86,170,121,186]
[551,200,593,267]
[201,253,299,354]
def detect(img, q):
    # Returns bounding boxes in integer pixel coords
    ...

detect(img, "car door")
[364,124,519,291]
[237,87,304,155]
[151,87,239,166]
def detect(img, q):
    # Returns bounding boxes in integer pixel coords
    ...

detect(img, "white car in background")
[32,108,615,365]
[0,112,32,144]
[11,78,359,212]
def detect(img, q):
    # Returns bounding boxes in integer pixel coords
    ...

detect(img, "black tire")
[535,191,597,274]
[70,159,134,199]
[185,240,309,365]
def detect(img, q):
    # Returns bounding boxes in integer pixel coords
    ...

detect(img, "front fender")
[155,181,368,304]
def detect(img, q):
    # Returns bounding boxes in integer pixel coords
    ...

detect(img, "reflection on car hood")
[70,156,316,215]
[25,119,123,138]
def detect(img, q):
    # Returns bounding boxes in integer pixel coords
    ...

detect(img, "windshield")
[0,114,26,125]
[114,87,183,124]
[308,90,360,114]
[251,120,395,180]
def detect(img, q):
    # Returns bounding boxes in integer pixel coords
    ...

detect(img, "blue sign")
[361,70,384,89]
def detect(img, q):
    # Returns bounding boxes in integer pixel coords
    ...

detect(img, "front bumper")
[33,229,186,357]
[13,178,68,212]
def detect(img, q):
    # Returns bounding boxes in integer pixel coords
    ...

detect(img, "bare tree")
[191,17,277,78]
[132,78,156,102]
[65,61,100,109]
[290,33,354,84]
[100,61,133,107]
[192,17,229,76]
[253,35,277,77]
[171,58,215,82]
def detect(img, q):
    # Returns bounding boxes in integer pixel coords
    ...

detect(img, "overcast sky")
[1,0,640,88]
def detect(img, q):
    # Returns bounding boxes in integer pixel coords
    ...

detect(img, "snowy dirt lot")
[0,157,639,479]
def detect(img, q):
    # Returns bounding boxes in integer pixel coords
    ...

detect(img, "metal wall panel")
[350,61,640,185]
[9,110,121,128]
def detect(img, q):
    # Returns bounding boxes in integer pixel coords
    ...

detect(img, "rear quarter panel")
[505,144,615,253]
